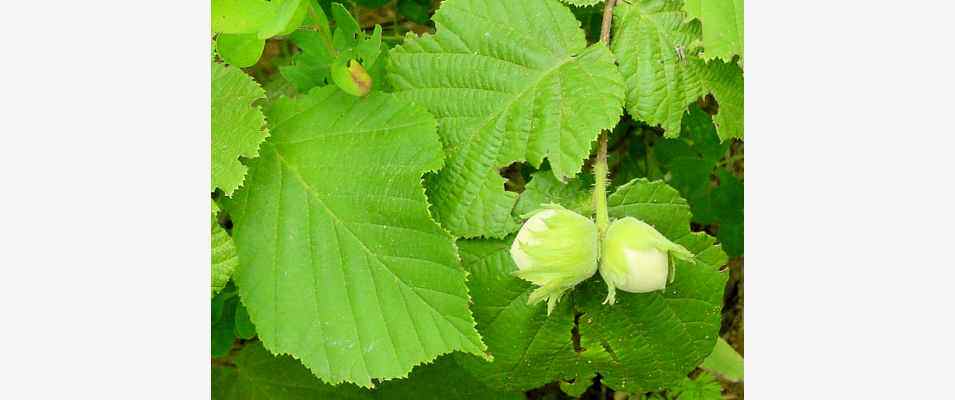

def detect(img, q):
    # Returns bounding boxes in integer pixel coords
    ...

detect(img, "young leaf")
[388,0,625,238]
[213,0,310,66]
[577,179,728,392]
[212,62,269,195]
[280,30,336,91]
[700,337,743,382]
[684,0,743,63]
[212,342,524,399]
[215,34,266,68]
[612,0,707,137]
[281,10,386,94]
[226,87,486,387]
[453,238,580,391]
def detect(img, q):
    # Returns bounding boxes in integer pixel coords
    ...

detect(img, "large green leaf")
[388,0,625,238]
[212,342,524,399]
[684,0,743,62]
[227,87,486,387]
[612,0,706,137]
[454,238,581,391]
[576,179,728,392]
[212,62,269,195]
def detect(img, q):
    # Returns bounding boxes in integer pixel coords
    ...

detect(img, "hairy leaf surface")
[228,87,485,387]
[612,0,706,137]
[388,0,625,238]
[212,342,523,399]
[212,62,269,195]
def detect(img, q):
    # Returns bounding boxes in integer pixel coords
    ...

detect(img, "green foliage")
[449,180,726,394]
[211,0,744,396]
[225,87,486,387]
[211,62,269,196]
[213,0,311,67]
[211,283,260,357]
[454,238,581,391]
[211,202,238,296]
[670,372,724,400]
[617,105,744,257]
[700,337,743,382]
[215,34,267,68]
[612,0,706,137]
[612,1,743,141]
[213,342,524,399]
[281,4,387,94]
[685,0,743,63]
[576,179,728,392]
[388,0,625,238]
[702,59,744,141]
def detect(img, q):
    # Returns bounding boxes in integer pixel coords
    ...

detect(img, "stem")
[594,140,610,239]
[593,0,617,241]
[307,6,339,58]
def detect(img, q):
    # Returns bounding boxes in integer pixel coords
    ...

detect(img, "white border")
[0,1,209,397]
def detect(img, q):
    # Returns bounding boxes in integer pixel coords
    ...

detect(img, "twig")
[599,0,617,45]
[593,0,617,240]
